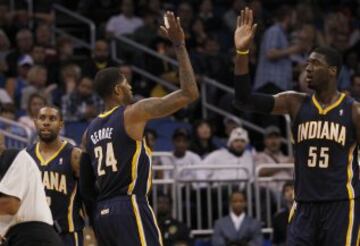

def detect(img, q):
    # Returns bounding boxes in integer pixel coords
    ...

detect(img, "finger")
[159,26,168,37]
[177,16,181,28]
[251,23,258,37]
[240,10,244,25]
[245,7,249,25]
[249,9,253,25]
[237,16,241,27]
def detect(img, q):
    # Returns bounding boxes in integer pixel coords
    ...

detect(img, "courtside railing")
[0,116,32,148]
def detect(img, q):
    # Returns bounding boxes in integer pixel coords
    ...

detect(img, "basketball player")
[27,106,84,245]
[233,8,360,245]
[80,11,198,246]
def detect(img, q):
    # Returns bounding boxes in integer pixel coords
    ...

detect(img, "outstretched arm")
[125,11,199,122]
[233,8,304,117]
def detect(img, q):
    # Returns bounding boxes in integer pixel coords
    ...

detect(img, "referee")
[0,133,62,245]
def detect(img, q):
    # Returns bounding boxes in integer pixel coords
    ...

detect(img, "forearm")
[0,196,19,215]
[175,45,199,101]
[233,55,274,113]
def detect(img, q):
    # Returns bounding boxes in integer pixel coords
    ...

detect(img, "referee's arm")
[0,194,20,215]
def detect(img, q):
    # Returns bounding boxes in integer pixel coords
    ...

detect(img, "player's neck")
[38,138,63,153]
[104,100,122,112]
[314,88,340,107]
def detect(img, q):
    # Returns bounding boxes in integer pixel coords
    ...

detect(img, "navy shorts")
[94,195,163,246]
[287,198,360,246]
[60,231,83,246]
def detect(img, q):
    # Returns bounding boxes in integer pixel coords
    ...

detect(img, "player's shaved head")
[312,46,342,77]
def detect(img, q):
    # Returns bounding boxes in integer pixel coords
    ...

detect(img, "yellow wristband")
[236,49,249,55]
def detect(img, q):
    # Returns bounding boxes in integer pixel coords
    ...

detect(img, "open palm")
[234,7,257,51]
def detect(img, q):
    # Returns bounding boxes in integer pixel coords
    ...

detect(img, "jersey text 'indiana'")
[297,120,346,146]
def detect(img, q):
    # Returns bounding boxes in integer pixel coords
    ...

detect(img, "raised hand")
[234,7,257,51]
[160,11,185,45]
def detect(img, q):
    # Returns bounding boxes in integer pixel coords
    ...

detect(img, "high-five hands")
[234,7,257,52]
[160,11,185,46]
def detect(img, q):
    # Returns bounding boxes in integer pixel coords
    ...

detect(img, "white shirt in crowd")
[160,150,202,180]
[0,150,53,237]
[201,148,254,182]
[230,211,245,231]
[106,14,143,36]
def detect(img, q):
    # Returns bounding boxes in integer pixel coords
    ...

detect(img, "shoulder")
[13,150,38,171]
[245,216,262,228]
[186,151,201,160]
[214,216,230,226]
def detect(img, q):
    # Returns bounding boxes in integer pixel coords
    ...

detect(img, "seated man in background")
[272,182,294,246]
[201,127,254,183]
[157,193,193,246]
[255,126,292,194]
[212,191,263,246]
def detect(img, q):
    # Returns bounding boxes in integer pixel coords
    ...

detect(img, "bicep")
[71,148,82,177]
[351,103,360,143]
[127,92,189,122]
[272,91,304,116]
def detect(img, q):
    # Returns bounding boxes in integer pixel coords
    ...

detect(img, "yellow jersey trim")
[345,144,356,246]
[143,139,153,194]
[74,231,79,246]
[147,201,164,246]
[98,106,119,118]
[311,93,346,115]
[35,141,67,166]
[68,184,78,232]
[356,228,360,246]
[127,141,142,195]
[131,196,147,246]
[288,202,296,223]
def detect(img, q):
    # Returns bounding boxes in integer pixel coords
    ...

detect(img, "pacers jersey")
[84,106,152,201]
[292,93,360,202]
[26,141,84,233]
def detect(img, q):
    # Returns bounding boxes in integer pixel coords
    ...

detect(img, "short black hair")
[27,93,47,113]
[94,67,125,99]
[38,105,63,121]
[282,181,294,194]
[229,190,247,201]
[313,46,343,77]
[275,5,292,22]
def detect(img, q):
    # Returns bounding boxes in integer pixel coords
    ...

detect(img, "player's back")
[85,106,152,201]
[292,93,360,202]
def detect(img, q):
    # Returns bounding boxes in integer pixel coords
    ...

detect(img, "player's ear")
[114,84,123,96]
[329,66,337,77]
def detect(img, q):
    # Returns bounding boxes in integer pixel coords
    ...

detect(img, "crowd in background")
[0,0,359,245]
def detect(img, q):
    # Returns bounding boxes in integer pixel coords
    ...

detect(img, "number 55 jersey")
[292,93,360,202]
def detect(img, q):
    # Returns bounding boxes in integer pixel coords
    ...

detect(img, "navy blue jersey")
[27,141,84,233]
[84,106,152,201]
[292,93,360,202]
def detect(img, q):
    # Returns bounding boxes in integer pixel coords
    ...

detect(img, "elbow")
[185,87,200,103]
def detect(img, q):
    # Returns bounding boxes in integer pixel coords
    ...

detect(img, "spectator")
[0,29,10,62]
[189,119,217,158]
[349,73,360,101]
[0,103,27,137]
[5,55,33,107]
[133,10,159,46]
[272,182,294,246]
[212,191,263,246]
[202,127,254,182]
[119,64,150,98]
[82,40,117,78]
[188,18,208,51]
[223,0,246,32]
[105,0,143,38]
[338,51,358,91]
[31,45,46,65]
[6,29,33,76]
[157,193,193,246]
[61,76,103,122]
[20,65,53,110]
[35,24,56,57]
[255,126,292,193]
[254,6,302,93]
[144,128,158,151]
[160,128,202,181]
[197,0,222,32]
[177,2,194,39]
[18,93,46,131]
